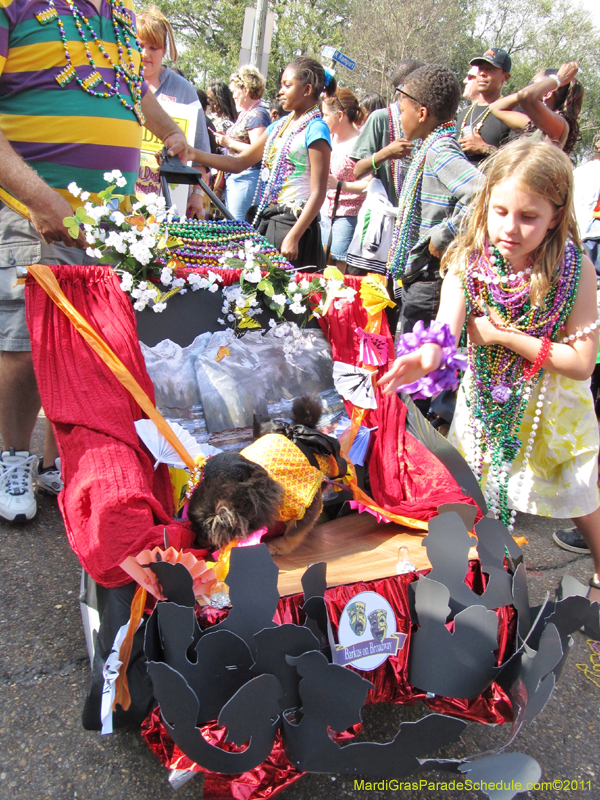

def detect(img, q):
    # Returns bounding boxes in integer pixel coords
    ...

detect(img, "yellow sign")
[141,113,193,155]
[135,99,198,200]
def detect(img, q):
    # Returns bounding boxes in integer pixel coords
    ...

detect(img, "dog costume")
[240,431,346,522]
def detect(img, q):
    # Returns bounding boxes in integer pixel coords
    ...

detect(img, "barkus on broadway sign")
[335,591,407,670]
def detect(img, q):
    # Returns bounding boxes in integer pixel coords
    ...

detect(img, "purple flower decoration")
[395,320,455,357]
[491,383,511,403]
[395,321,467,400]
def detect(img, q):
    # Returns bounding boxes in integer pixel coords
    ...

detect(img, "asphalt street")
[1,416,599,800]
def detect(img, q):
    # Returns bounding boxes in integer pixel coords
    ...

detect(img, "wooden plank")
[275,514,432,596]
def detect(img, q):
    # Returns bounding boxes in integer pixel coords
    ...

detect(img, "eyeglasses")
[394,83,404,95]
[400,88,426,108]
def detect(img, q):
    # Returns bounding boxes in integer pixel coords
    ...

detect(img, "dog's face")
[187,453,284,550]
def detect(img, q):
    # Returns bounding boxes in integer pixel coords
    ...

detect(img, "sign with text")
[336,591,406,671]
[136,98,198,205]
[321,46,356,71]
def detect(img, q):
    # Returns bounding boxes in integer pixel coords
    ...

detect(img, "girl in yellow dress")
[378,138,600,602]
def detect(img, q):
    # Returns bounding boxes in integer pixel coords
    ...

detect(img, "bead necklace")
[253,104,322,218]
[386,121,456,279]
[560,317,600,343]
[460,104,492,136]
[461,241,581,528]
[155,219,291,270]
[388,101,409,199]
[40,0,145,125]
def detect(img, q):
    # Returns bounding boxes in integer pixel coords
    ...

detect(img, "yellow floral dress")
[240,434,339,522]
[450,368,600,518]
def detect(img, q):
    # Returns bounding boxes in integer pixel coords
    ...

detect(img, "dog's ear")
[292,394,322,429]
[243,468,284,523]
[253,412,275,440]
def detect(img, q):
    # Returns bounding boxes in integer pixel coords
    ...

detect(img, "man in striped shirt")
[387,64,483,336]
[0,0,190,523]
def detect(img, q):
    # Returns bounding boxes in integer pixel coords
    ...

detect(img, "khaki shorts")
[0,203,98,351]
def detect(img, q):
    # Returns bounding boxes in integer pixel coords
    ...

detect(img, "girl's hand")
[327,174,340,190]
[377,343,443,396]
[281,230,300,261]
[556,61,578,85]
[467,313,503,346]
[214,132,229,147]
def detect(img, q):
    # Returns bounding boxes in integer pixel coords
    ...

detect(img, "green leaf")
[257,279,270,291]
[261,280,274,297]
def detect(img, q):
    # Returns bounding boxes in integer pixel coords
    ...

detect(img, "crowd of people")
[1,1,600,611]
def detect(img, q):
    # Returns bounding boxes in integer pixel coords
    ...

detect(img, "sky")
[577,0,600,30]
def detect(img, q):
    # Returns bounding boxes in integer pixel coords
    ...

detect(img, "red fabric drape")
[25,264,477,583]
[25,265,194,587]
[317,278,481,521]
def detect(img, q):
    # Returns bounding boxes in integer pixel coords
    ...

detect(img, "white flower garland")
[64,174,357,341]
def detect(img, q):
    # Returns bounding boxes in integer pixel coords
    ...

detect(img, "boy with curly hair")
[388,64,483,336]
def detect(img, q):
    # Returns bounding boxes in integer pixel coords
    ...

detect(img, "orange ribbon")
[113,585,147,712]
[26,264,196,472]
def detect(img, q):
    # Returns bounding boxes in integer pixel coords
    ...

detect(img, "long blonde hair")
[443,138,581,308]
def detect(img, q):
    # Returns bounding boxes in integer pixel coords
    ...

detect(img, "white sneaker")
[0,449,37,522]
[36,457,63,496]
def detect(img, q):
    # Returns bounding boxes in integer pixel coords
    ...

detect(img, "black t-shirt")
[456,104,512,165]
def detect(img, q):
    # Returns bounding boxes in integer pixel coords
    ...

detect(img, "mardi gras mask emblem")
[347,601,366,636]
[368,609,388,642]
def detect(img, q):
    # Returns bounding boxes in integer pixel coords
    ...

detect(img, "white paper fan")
[134,419,209,469]
[332,361,378,410]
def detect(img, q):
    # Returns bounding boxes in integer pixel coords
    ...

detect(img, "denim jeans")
[399,278,442,334]
[225,168,261,221]
[320,215,358,261]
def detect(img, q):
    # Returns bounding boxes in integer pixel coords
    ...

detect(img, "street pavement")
[1,416,599,800]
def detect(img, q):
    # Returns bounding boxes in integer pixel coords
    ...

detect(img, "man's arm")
[0,129,86,247]
[141,89,190,160]
[350,109,408,180]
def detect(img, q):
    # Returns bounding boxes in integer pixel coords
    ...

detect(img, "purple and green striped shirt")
[0,0,145,216]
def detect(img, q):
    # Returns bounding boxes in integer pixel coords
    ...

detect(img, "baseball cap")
[470,48,511,73]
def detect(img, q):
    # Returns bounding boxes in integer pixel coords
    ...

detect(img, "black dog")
[187,396,346,555]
